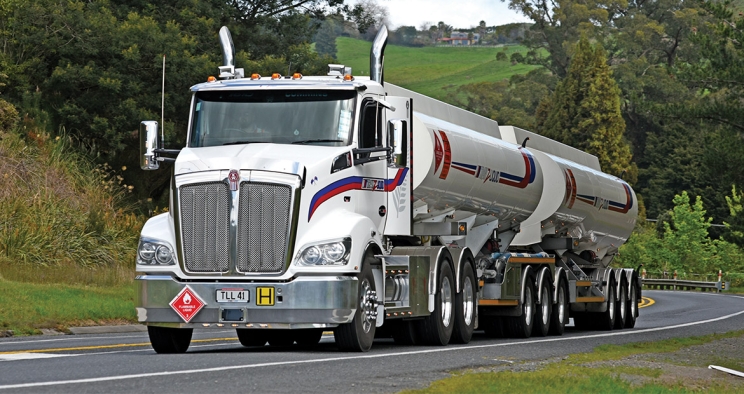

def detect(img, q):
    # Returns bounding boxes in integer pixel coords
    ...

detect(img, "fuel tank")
[399,89,637,266]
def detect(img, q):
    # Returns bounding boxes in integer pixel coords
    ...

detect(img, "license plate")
[216,288,249,303]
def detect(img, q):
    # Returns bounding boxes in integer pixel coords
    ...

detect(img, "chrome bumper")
[136,274,357,329]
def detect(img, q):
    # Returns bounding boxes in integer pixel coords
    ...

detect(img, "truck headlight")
[137,237,177,266]
[296,238,351,266]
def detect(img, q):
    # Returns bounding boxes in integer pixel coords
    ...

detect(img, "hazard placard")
[169,286,205,323]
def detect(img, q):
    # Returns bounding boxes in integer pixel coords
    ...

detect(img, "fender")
[520,265,535,305]
[553,266,569,303]
[448,247,475,293]
[536,266,552,305]
[140,212,176,247]
[390,246,448,313]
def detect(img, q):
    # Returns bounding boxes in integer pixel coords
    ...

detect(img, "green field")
[336,37,539,101]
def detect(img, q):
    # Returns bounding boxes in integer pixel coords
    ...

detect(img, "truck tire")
[625,279,638,328]
[451,262,476,344]
[294,329,324,346]
[507,275,535,338]
[598,279,617,330]
[533,275,551,337]
[236,329,268,347]
[148,326,192,354]
[549,278,568,336]
[572,312,592,330]
[417,258,455,345]
[334,257,378,352]
[614,280,628,329]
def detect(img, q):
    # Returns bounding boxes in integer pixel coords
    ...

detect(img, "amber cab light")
[271,73,282,80]
[292,73,303,80]
[207,76,216,82]
[250,73,261,80]
[343,74,354,81]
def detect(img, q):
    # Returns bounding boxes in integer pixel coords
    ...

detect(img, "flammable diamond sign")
[169,286,205,323]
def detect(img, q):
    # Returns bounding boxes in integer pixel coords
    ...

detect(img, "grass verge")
[0,277,136,335]
[403,331,744,393]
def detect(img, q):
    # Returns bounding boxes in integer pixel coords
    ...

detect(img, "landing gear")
[148,326,192,354]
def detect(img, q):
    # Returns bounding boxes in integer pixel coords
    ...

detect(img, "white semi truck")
[136,26,641,353]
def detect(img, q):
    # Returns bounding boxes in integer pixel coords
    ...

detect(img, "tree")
[314,19,337,57]
[226,0,344,23]
[536,37,636,181]
[343,0,387,34]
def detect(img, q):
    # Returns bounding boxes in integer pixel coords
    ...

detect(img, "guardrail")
[642,278,728,292]
[641,269,730,292]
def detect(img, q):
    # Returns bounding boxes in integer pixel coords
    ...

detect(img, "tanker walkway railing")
[641,269,729,292]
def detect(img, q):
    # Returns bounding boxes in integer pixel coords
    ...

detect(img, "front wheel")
[334,256,378,352]
[451,262,476,344]
[148,326,192,354]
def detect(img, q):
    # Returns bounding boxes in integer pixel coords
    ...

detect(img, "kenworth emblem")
[228,169,239,191]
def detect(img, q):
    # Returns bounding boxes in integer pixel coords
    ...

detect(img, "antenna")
[161,54,166,148]
[287,61,292,77]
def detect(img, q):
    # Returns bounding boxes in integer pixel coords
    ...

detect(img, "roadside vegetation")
[404,331,744,393]
[0,100,142,334]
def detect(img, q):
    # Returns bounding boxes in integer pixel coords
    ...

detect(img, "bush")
[0,99,19,131]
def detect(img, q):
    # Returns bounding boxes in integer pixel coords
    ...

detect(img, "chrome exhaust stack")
[370,25,388,85]
[218,26,244,79]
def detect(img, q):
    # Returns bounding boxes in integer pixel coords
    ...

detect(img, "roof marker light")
[343,74,354,81]
[250,73,261,80]
[292,73,303,80]
[271,73,282,80]
[207,76,217,82]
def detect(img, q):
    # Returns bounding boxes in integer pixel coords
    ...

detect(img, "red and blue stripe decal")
[451,150,536,189]
[308,168,408,220]
[576,182,634,214]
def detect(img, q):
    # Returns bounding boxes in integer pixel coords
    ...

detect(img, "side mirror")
[387,120,407,168]
[140,121,160,170]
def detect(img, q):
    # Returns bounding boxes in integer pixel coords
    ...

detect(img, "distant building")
[438,31,480,46]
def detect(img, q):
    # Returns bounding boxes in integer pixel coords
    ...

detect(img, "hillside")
[335,37,539,102]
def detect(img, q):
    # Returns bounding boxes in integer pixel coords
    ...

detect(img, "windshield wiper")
[222,141,272,146]
[291,139,345,145]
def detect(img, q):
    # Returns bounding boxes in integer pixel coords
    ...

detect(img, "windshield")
[189,89,356,147]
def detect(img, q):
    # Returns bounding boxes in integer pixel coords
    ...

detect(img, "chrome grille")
[237,182,291,273]
[180,182,230,272]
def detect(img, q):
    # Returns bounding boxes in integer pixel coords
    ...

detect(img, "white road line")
[0,353,71,361]
[0,330,234,346]
[1,305,743,390]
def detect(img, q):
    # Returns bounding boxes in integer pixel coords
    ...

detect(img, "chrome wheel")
[441,275,453,328]
[540,285,550,326]
[462,276,474,326]
[360,278,378,334]
[524,283,534,326]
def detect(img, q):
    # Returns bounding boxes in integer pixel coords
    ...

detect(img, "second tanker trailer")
[134,25,641,353]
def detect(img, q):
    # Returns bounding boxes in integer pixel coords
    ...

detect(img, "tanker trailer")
[135,25,641,353]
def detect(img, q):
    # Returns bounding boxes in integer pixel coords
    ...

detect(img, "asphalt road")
[1,290,742,393]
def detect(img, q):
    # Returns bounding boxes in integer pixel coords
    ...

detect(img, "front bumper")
[136,274,357,329]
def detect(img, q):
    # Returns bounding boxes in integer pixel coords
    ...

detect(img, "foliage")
[724,185,744,247]
[536,37,637,182]
[617,191,744,280]
[315,19,338,57]
[0,101,143,273]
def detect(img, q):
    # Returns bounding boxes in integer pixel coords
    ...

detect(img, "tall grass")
[0,122,144,287]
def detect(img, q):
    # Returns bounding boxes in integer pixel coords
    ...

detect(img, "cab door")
[383,97,413,236]
[353,96,389,232]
